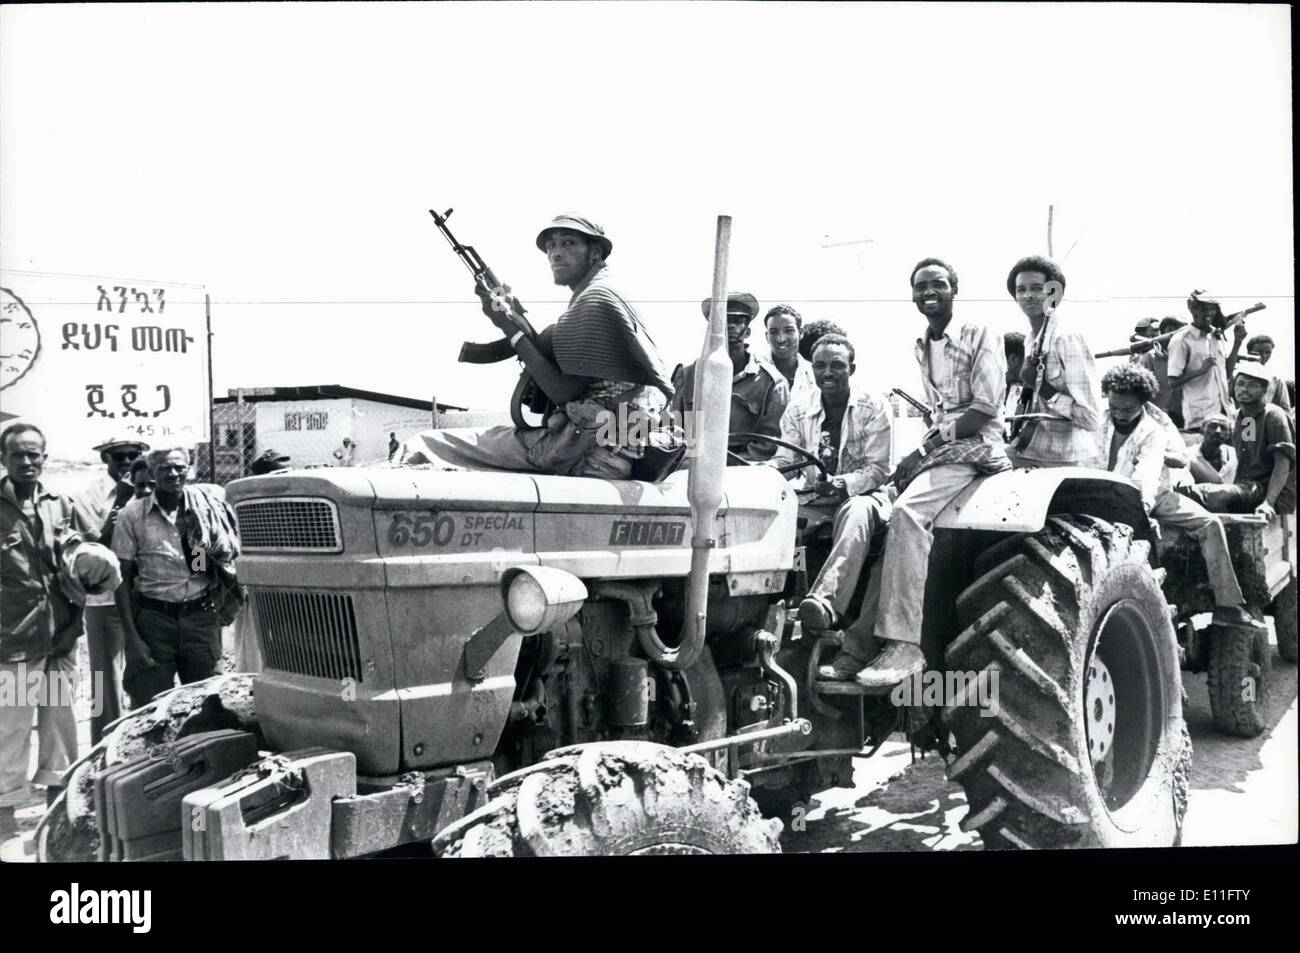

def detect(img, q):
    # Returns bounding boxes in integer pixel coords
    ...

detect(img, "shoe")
[799,595,839,632]
[817,652,867,680]
[854,641,925,690]
[1212,606,1268,631]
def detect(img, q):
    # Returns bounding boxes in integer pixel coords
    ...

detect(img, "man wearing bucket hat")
[1180,359,1296,517]
[71,436,149,742]
[671,292,789,462]
[1167,290,1234,439]
[408,214,674,478]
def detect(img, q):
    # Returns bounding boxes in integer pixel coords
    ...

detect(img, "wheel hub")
[1085,654,1117,765]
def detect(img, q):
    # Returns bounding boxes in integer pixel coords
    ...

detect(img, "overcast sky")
[2,2,1293,413]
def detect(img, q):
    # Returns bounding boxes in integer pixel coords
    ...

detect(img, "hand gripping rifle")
[1093,302,1267,359]
[430,208,554,427]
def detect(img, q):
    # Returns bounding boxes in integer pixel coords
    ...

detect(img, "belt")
[136,592,213,616]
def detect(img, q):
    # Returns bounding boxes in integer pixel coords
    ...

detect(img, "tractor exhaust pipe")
[663,214,733,671]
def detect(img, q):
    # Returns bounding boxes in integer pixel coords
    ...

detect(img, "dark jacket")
[0,478,89,663]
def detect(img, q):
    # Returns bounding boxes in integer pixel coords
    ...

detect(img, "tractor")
[37,220,1202,859]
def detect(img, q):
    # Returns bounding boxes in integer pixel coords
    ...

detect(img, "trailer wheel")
[1207,624,1270,737]
[432,742,782,856]
[944,515,1189,849]
[1270,580,1297,664]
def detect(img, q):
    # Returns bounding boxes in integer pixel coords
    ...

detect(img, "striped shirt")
[913,318,1006,444]
[1017,313,1103,466]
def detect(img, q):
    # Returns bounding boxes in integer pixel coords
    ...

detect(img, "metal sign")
[0,272,210,461]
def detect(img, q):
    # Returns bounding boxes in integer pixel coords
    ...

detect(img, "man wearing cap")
[1167,291,1234,439]
[71,437,149,742]
[672,293,789,462]
[1181,360,1296,517]
[1233,334,1292,415]
[1130,317,1177,417]
[1005,255,1102,468]
[2,424,121,839]
[409,214,674,478]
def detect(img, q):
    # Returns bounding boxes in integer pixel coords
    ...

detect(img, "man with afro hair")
[1098,364,1262,631]
[1006,255,1102,467]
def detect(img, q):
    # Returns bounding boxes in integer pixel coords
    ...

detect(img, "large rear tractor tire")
[945,515,1190,849]
[1270,580,1297,665]
[431,742,782,856]
[1207,625,1270,737]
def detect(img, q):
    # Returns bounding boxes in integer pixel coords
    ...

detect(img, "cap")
[1187,289,1223,312]
[1134,317,1160,333]
[92,437,150,460]
[250,450,291,475]
[700,292,761,322]
[1233,360,1272,384]
[535,215,613,259]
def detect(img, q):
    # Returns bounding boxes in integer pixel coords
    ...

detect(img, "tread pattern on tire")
[432,742,782,857]
[1206,625,1268,737]
[944,515,1185,850]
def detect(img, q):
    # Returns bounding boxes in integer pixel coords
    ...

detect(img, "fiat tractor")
[39,218,1202,858]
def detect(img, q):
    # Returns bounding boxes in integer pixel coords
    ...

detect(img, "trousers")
[874,463,982,646]
[125,605,222,707]
[804,493,892,661]
[84,605,126,744]
[1150,490,1243,606]
[0,656,79,807]
[408,426,632,479]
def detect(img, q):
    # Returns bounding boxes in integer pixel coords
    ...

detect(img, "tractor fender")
[933,467,1153,542]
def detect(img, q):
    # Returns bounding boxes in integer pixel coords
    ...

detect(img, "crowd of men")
[415,213,1296,688]
[2,210,1295,839]
[0,431,243,843]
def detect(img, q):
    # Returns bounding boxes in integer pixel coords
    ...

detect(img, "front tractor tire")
[431,742,782,857]
[945,515,1190,849]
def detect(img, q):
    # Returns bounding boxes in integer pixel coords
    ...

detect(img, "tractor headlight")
[501,566,587,636]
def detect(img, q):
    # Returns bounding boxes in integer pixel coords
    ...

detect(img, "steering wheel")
[509,325,558,430]
[729,433,830,478]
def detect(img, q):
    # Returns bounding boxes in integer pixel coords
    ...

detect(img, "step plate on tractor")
[94,730,261,863]
[183,748,357,861]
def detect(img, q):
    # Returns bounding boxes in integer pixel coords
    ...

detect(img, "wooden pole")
[1047,205,1055,258]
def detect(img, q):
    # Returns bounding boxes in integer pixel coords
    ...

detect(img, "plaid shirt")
[914,318,1006,444]
[1166,325,1232,430]
[1098,404,1184,513]
[1018,313,1103,465]
[770,383,892,495]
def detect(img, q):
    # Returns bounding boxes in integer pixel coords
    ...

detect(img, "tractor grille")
[235,498,342,552]
[251,590,363,682]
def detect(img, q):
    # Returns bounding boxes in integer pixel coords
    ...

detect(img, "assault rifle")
[430,208,536,365]
[1093,302,1267,359]
[429,208,553,427]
